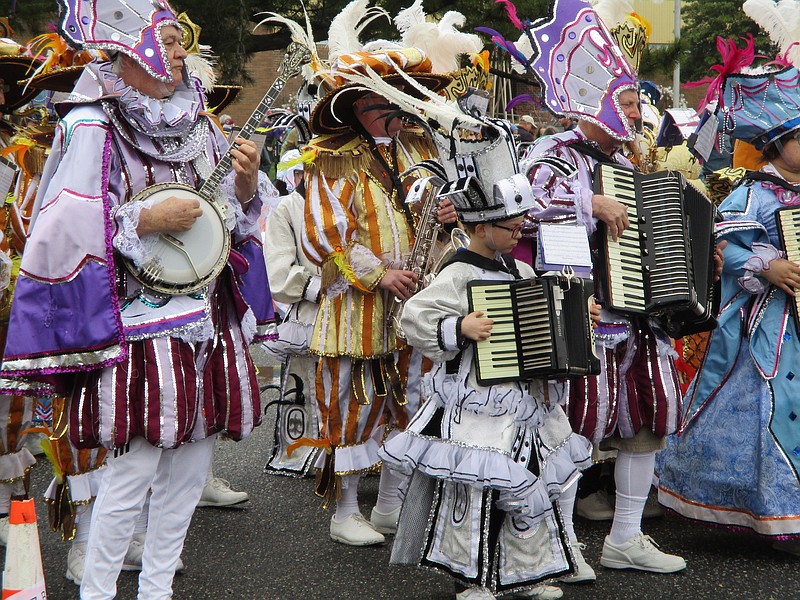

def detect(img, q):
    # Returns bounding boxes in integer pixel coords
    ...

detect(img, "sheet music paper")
[0,156,17,201]
[536,223,592,276]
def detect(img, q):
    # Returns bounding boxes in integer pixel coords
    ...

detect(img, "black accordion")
[593,163,719,337]
[776,206,800,332]
[467,276,600,385]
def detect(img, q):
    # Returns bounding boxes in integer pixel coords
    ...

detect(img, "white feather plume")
[394,0,426,35]
[185,44,217,91]
[399,9,483,73]
[591,0,635,30]
[330,63,484,133]
[743,0,800,67]
[327,0,390,63]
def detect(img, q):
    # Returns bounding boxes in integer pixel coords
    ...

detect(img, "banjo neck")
[198,41,311,198]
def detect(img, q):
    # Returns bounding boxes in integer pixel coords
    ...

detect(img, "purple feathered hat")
[58,0,181,82]
[479,0,639,141]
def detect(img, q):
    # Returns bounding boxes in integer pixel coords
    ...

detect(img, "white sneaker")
[197,477,249,507]
[329,513,385,546]
[560,541,596,583]
[121,533,145,571]
[0,516,8,546]
[65,542,86,585]
[508,584,564,599]
[575,490,615,521]
[370,505,401,535]
[122,533,185,572]
[600,533,686,573]
[455,587,495,600]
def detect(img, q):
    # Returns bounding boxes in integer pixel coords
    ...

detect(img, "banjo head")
[125,183,231,295]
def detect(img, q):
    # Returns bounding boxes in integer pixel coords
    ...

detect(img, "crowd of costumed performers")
[1,0,800,599]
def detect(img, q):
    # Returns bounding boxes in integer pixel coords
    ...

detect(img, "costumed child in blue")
[658,40,800,555]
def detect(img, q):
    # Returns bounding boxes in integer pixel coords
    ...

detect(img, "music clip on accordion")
[776,206,800,333]
[593,163,720,338]
[467,276,600,385]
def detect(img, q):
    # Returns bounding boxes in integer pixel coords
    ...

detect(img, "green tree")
[174,0,551,84]
[0,0,56,37]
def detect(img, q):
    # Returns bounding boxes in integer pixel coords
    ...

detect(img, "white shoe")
[0,516,8,546]
[508,585,564,599]
[455,587,495,600]
[600,533,686,573]
[121,533,145,571]
[197,477,249,507]
[65,542,86,585]
[329,513,385,546]
[560,541,596,583]
[122,533,185,572]
[370,505,401,535]
[575,490,615,521]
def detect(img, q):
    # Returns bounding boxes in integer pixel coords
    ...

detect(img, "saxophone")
[389,171,469,340]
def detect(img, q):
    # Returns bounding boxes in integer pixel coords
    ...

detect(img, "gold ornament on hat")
[609,12,650,74]
[177,12,202,55]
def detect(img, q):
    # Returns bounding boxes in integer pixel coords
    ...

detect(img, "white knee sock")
[334,474,361,521]
[73,503,94,546]
[374,467,403,514]
[558,481,578,543]
[609,450,656,544]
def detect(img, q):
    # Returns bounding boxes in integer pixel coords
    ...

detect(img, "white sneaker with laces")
[508,584,564,599]
[121,533,145,571]
[65,542,86,585]
[122,533,186,572]
[560,541,596,583]
[370,505,401,535]
[330,513,385,546]
[600,533,686,573]
[197,477,249,507]
[0,516,8,546]
[455,587,495,600]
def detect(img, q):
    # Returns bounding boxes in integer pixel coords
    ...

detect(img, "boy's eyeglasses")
[492,223,523,236]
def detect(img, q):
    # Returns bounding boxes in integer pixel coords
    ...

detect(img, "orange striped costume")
[302,127,435,487]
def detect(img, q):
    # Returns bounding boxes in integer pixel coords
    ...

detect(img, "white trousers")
[80,435,215,600]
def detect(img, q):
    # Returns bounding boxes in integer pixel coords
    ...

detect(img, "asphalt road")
[4,364,800,599]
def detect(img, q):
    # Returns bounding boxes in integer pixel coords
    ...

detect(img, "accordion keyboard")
[777,207,800,330]
[471,282,553,382]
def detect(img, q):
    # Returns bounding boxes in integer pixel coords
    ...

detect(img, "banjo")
[124,42,312,295]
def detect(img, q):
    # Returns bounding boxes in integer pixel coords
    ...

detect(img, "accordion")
[776,207,800,332]
[593,163,719,337]
[467,276,600,385]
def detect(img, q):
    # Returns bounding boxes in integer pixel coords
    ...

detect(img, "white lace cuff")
[221,171,279,237]
[739,242,783,294]
[113,200,160,269]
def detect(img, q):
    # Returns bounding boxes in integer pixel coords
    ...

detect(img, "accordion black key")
[593,163,719,337]
[467,276,600,385]
[776,207,800,333]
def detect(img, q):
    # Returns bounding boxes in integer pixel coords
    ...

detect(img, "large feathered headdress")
[479,0,639,141]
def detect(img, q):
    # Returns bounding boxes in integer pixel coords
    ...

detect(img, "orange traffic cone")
[2,499,47,600]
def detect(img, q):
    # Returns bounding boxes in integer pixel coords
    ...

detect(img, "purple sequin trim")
[101,128,129,365]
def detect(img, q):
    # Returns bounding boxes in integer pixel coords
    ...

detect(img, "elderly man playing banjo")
[0,1,276,598]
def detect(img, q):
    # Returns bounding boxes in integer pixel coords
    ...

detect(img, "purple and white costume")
[2,63,276,450]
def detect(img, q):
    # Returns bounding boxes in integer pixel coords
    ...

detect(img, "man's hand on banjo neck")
[135,137,262,236]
